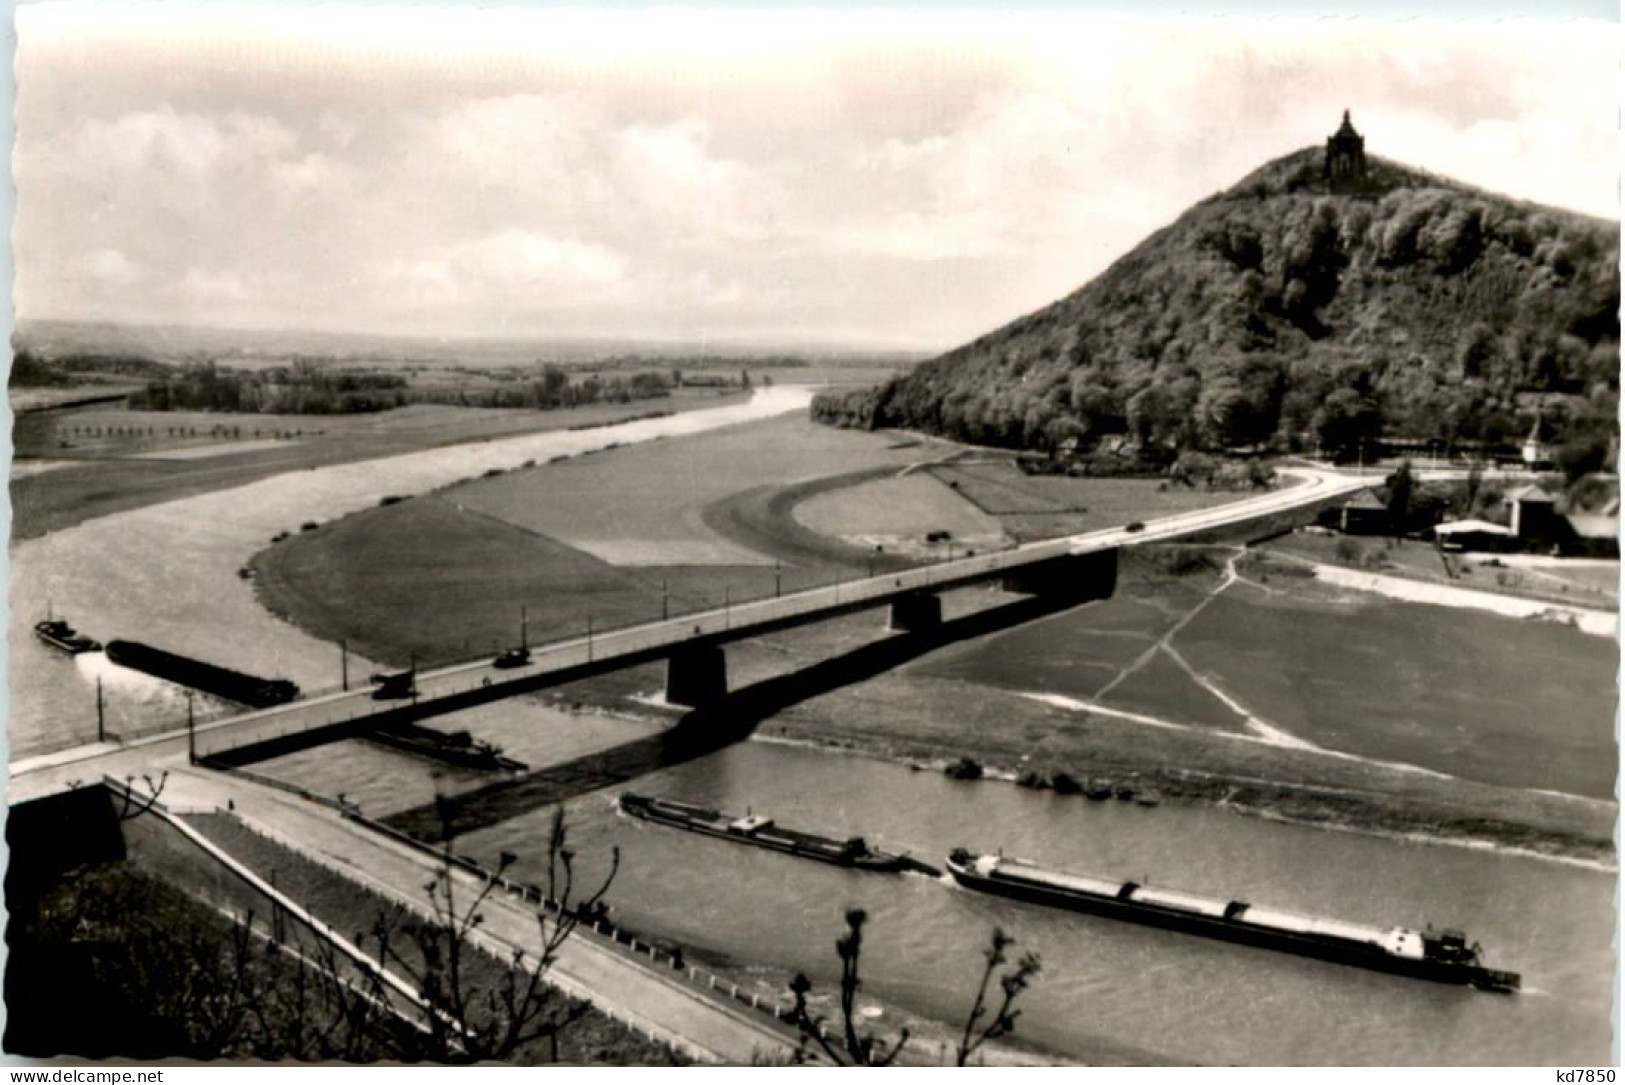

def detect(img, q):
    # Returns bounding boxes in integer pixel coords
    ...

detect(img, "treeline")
[407,368,672,410]
[123,362,673,415]
[814,148,1618,478]
[9,348,171,388]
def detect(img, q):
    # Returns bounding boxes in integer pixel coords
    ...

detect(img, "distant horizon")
[15,7,1618,350]
[15,313,938,361]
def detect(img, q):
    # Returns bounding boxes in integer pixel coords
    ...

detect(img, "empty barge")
[946,850,1519,993]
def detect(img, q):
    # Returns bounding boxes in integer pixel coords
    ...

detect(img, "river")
[255,712,1614,1065]
[15,384,1614,1064]
[8,386,815,757]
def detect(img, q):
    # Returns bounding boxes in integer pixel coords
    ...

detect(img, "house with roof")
[1432,518,1515,552]
[1562,496,1619,558]
[1318,489,1389,535]
[1505,483,1561,545]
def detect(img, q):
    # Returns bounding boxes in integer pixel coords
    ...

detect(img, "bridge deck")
[11,468,1366,805]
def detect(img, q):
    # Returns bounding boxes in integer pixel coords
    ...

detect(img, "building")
[1432,518,1515,552]
[1324,110,1368,188]
[1521,419,1553,470]
[1505,483,1560,544]
[1322,489,1389,535]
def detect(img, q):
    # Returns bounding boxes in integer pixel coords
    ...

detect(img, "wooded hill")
[814,146,1618,470]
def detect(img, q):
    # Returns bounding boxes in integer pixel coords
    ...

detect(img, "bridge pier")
[887,592,943,633]
[999,548,1119,601]
[664,644,728,708]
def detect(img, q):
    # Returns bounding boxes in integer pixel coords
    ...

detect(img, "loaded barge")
[366,723,527,772]
[620,793,938,875]
[105,639,301,709]
[946,850,1519,993]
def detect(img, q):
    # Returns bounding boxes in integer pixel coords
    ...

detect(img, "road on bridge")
[10,466,1372,804]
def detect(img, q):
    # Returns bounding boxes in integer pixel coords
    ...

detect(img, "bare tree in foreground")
[954,926,1043,1066]
[365,805,621,1062]
[786,908,1042,1066]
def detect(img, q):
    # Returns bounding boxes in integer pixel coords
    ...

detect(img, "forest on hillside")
[815,150,1618,475]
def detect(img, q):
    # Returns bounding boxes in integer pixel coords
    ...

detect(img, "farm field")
[792,472,1007,558]
[1177,585,1618,799]
[928,461,1251,541]
[905,564,1616,800]
[451,415,958,565]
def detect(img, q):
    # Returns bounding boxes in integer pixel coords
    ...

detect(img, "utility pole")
[341,639,349,691]
[95,676,105,743]
[774,562,782,598]
[521,605,529,651]
[661,579,669,621]
[186,690,196,764]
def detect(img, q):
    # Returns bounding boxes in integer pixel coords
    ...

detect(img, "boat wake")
[74,650,198,715]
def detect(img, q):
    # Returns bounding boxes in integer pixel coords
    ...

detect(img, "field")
[907,561,1617,800]
[929,461,1250,541]
[10,392,748,540]
[450,415,956,566]
[1265,533,1619,609]
[793,472,1007,558]
[250,414,962,666]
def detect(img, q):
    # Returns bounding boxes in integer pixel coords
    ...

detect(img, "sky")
[12,4,1620,352]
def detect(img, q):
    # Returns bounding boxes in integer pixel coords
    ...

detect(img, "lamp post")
[95,676,105,743]
[661,579,669,621]
[341,639,349,691]
[774,562,782,598]
[186,690,196,764]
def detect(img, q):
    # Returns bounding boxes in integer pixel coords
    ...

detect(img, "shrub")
[944,757,983,781]
[1049,771,1082,795]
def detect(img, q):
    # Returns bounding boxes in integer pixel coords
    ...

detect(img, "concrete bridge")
[9,466,1371,806]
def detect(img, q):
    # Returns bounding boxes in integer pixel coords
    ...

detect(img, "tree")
[366,807,620,1063]
[1312,388,1383,463]
[954,927,1042,1067]
[786,909,1041,1066]
[1384,459,1415,536]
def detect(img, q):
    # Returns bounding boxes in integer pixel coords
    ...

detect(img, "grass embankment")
[450,415,954,566]
[927,461,1250,542]
[249,416,957,667]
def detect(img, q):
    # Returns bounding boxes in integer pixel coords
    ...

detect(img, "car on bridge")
[493,647,532,669]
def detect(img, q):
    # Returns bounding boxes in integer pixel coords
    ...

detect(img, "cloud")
[12,10,1618,346]
[80,248,146,285]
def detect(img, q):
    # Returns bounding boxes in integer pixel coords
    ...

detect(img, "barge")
[946,850,1519,993]
[104,639,301,708]
[367,723,527,772]
[35,616,101,655]
[620,793,938,876]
